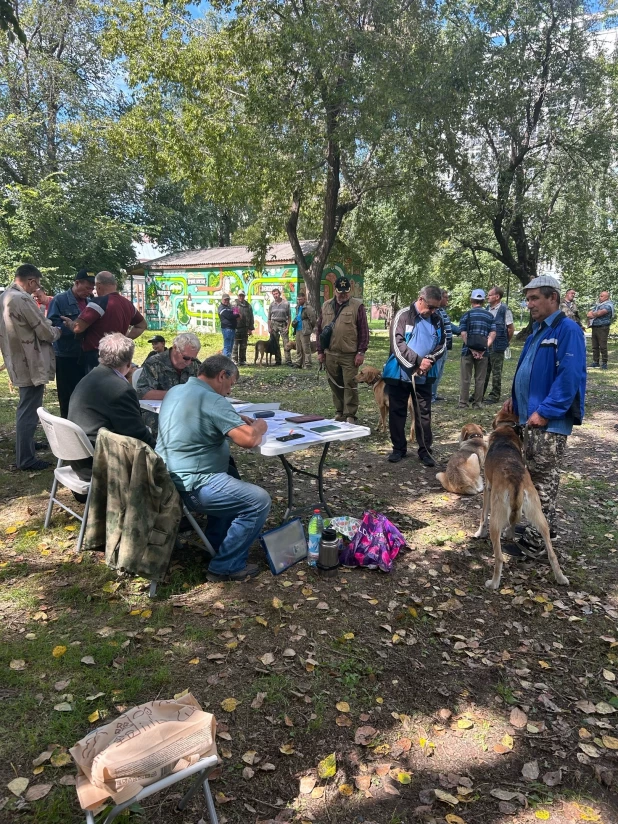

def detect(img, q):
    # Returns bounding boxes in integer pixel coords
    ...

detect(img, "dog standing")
[475,408,569,590]
[436,423,487,495]
[252,332,281,366]
[355,365,414,442]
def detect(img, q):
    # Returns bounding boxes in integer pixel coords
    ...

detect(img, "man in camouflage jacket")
[232,291,254,365]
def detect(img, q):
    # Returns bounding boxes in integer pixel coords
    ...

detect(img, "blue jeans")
[432,350,448,400]
[182,474,271,575]
[222,328,235,357]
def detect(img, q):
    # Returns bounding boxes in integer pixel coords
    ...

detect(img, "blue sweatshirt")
[512,311,586,436]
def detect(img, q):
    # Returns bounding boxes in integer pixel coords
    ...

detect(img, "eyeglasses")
[420,296,439,311]
[182,356,197,362]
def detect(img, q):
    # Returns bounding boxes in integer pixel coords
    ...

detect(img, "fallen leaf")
[354,726,378,745]
[52,645,67,658]
[575,700,597,714]
[242,767,254,780]
[251,692,267,709]
[543,769,562,787]
[316,602,329,610]
[188,657,200,665]
[339,784,353,796]
[25,783,52,802]
[603,669,616,682]
[509,707,528,728]
[336,701,350,713]
[311,786,325,799]
[596,701,616,715]
[522,760,540,780]
[284,714,294,727]
[140,609,152,619]
[445,816,467,824]
[535,812,550,820]
[58,775,76,786]
[317,752,336,779]
[490,789,526,804]
[242,751,257,765]
[53,702,72,712]
[85,692,104,702]
[50,752,72,767]
[8,777,29,796]
[260,652,275,666]
[54,679,71,691]
[9,659,26,671]
[32,766,44,776]
[102,581,120,594]
[220,697,239,712]
[88,710,100,724]
[279,743,295,755]
[579,743,601,758]
[342,632,355,640]
[255,616,268,626]
[80,656,95,666]
[259,762,275,771]
[397,771,412,784]
[500,734,514,750]
[434,789,459,805]
[457,719,473,730]
[282,648,296,658]
[355,775,371,791]
[336,715,352,727]
[299,776,317,794]
[272,597,284,609]
[32,751,53,768]
[601,735,618,750]
[214,791,234,804]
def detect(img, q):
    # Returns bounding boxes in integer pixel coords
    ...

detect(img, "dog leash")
[522,423,530,468]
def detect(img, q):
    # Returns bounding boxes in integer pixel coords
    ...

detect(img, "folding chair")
[83,753,219,824]
[37,408,94,551]
[131,366,143,389]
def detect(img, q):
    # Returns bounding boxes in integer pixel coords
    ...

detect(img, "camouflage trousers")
[233,330,249,365]
[519,430,567,549]
[483,350,505,401]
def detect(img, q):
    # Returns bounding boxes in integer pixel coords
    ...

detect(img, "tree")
[105,0,435,308]
[423,0,618,288]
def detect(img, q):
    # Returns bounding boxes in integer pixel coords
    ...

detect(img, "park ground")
[1,330,618,824]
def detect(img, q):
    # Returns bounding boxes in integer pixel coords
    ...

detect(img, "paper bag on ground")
[70,693,217,810]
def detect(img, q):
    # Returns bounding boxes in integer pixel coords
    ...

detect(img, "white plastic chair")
[132,366,143,389]
[83,753,219,824]
[37,408,94,551]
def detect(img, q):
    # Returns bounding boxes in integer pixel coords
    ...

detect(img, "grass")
[0,329,617,822]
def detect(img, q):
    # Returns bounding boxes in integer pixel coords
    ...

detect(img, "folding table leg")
[202,778,219,824]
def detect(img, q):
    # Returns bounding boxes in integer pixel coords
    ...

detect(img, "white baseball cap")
[471,289,486,300]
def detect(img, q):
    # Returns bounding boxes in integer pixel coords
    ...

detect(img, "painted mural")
[144,260,363,335]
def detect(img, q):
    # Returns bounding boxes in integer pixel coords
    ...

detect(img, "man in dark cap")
[145,335,167,361]
[233,290,254,366]
[48,269,95,417]
[316,276,369,423]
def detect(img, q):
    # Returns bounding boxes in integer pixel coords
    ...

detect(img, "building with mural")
[143,240,363,335]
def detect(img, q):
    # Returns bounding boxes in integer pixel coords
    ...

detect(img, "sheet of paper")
[233,402,281,412]
[139,399,162,412]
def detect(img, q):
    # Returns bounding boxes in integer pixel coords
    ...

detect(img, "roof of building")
[146,240,320,270]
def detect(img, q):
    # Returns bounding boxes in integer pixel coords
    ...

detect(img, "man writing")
[292,292,317,369]
[0,264,62,471]
[232,290,254,366]
[157,355,271,583]
[502,275,586,557]
[268,288,292,366]
[316,276,369,423]
[385,285,445,466]
[62,271,147,371]
[482,285,514,404]
[587,290,614,369]
[48,269,95,418]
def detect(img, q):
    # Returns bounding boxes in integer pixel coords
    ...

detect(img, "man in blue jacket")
[502,275,586,557]
[47,270,95,417]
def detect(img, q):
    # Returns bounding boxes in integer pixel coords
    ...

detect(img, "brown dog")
[436,423,487,495]
[474,408,569,590]
[355,365,414,441]
[284,340,318,354]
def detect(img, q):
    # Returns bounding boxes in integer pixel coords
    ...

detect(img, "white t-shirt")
[488,303,514,326]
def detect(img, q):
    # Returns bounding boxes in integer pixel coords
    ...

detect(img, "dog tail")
[436,471,452,493]
[509,481,525,528]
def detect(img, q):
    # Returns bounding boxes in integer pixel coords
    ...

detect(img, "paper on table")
[139,399,162,412]
[233,402,281,412]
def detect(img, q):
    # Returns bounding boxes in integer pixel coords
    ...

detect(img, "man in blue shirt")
[157,354,271,582]
[586,290,614,369]
[458,289,496,408]
[432,289,453,403]
[502,275,586,556]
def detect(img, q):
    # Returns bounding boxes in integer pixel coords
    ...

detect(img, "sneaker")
[387,450,406,463]
[483,398,498,404]
[434,395,445,401]
[346,416,357,424]
[206,563,261,583]
[601,363,608,370]
[514,524,557,540]
[419,453,436,467]
[35,442,49,451]
[334,413,345,422]
[22,460,51,471]
[590,362,600,368]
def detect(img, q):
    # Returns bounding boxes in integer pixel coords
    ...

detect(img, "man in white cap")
[458,289,496,409]
[500,275,586,558]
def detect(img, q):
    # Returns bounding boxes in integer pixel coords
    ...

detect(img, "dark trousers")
[56,357,86,418]
[482,350,505,401]
[16,384,45,469]
[232,330,249,364]
[591,325,610,364]
[388,379,433,458]
[83,350,99,374]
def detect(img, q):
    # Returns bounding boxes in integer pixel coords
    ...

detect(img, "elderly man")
[317,276,369,423]
[48,269,96,418]
[268,288,292,366]
[458,289,496,409]
[587,290,614,369]
[157,355,271,583]
[61,271,147,372]
[560,289,584,329]
[0,264,62,470]
[233,290,254,366]
[502,275,586,556]
[145,335,167,361]
[482,285,515,404]
[68,333,156,482]
[385,285,446,466]
[218,294,237,357]
[292,292,317,369]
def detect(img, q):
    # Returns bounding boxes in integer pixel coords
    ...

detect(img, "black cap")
[75,269,95,283]
[148,335,165,344]
[334,276,351,292]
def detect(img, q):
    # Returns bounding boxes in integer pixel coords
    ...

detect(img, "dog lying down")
[436,423,487,495]
[475,407,569,591]
[355,365,414,441]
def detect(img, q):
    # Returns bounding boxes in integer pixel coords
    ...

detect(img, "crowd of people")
[0,261,614,581]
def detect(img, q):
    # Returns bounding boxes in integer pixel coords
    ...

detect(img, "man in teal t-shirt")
[157,354,271,582]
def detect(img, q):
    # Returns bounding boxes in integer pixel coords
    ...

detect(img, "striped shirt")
[459,307,496,358]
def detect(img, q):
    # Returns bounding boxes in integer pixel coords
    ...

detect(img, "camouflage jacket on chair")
[84,428,181,582]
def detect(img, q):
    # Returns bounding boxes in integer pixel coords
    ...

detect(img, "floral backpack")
[339,511,405,573]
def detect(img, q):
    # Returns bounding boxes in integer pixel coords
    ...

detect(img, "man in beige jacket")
[0,264,61,470]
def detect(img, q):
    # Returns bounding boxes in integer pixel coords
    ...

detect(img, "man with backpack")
[458,289,496,409]
[482,285,514,404]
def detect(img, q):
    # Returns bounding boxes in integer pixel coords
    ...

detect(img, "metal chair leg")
[44,475,59,528]
[149,580,157,598]
[203,778,219,824]
[76,484,92,552]
[182,505,215,558]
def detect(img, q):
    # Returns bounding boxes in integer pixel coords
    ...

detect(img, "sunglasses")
[181,356,197,362]
[420,296,439,311]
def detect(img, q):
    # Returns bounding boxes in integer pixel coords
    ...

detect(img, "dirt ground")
[1,334,617,824]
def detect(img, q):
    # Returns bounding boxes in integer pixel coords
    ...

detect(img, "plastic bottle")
[307,509,324,568]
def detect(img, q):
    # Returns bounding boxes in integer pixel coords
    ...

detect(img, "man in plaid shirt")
[458,289,496,408]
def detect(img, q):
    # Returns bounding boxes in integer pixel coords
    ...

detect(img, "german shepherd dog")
[436,423,487,495]
[354,365,414,441]
[474,407,569,590]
